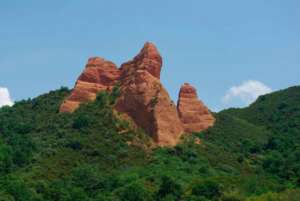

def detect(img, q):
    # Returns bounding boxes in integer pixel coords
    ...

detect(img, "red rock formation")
[177,83,215,133]
[60,57,120,112]
[119,42,162,79]
[60,42,215,146]
[116,43,184,146]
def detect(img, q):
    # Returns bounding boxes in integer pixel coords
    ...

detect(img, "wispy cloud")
[0,87,13,107]
[222,80,272,107]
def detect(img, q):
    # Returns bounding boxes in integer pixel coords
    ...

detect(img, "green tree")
[191,180,223,200]
[118,181,152,201]
[157,176,182,201]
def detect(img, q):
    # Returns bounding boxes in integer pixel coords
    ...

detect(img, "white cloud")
[222,80,272,107]
[0,87,13,107]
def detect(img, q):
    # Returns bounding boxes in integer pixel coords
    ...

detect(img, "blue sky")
[0,0,300,111]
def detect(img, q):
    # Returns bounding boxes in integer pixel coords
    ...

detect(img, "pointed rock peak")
[179,83,198,98]
[120,42,163,79]
[135,42,162,78]
[139,42,160,57]
[177,83,215,133]
[86,57,107,68]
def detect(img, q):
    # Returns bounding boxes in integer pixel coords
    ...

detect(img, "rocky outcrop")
[60,57,120,112]
[177,83,215,133]
[60,42,214,146]
[119,42,162,79]
[116,43,184,146]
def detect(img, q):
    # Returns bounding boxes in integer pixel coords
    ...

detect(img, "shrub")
[72,115,90,129]
[191,180,223,200]
[118,181,152,201]
[156,176,182,201]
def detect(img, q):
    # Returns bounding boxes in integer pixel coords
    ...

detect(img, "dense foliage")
[0,86,300,200]
[223,86,300,184]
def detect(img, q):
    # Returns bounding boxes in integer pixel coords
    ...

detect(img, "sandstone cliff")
[116,43,183,146]
[60,57,120,112]
[60,42,215,146]
[177,83,215,133]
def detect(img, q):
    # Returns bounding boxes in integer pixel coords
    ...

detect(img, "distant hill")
[0,86,300,200]
[223,86,300,134]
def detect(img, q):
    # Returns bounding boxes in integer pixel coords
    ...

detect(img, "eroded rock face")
[119,42,162,79]
[60,42,215,146]
[116,43,184,146]
[177,83,215,133]
[60,57,120,112]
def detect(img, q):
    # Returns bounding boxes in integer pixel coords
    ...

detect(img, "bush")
[191,180,223,200]
[156,176,182,201]
[0,176,37,201]
[0,142,13,173]
[71,165,101,191]
[221,192,245,201]
[66,140,82,150]
[110,85,121,105]
[118,181,152,201]
[72,115,90,129]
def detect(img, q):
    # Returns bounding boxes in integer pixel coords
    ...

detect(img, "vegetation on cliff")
[0,86,300,200]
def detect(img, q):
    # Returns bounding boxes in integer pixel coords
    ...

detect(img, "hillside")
[222,86,300,185]
[0,86,300,200]
[222,86,300,133]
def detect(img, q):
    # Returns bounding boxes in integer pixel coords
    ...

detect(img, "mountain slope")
[223,86,300,134]
[0,86,300,200]
[221,86,300,184]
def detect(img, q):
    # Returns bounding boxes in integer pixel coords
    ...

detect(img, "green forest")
[0,86,300,201]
